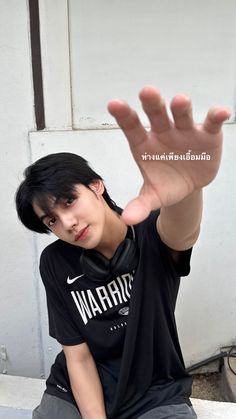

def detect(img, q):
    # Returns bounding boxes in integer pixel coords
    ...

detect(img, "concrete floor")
[0,407,32,419]
[0,375,45,419]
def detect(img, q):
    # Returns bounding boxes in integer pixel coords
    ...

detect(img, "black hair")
[15,152,117,234]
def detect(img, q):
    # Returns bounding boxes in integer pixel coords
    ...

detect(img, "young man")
[16,86,230,419]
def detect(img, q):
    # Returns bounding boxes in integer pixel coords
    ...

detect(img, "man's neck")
[95,208,128,259]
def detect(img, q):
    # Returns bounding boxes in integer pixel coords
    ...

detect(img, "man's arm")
[156,188,203,253]
[63,343,107,419]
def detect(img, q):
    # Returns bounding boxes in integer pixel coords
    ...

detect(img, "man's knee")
[137,403,197,418]
[31,393,81,419]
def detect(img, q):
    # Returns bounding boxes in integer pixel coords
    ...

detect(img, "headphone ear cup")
[80,250,111,282]
[111,238,138,276]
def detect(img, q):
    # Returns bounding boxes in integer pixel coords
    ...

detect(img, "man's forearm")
[67,356,107,419]
[157,189,203,251]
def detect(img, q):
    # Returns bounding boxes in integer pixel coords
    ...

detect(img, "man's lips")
[75,226,89,242]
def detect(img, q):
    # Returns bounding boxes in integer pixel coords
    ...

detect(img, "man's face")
[32,182,107,249]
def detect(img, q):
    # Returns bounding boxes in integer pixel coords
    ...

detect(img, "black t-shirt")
[40,210,193,418]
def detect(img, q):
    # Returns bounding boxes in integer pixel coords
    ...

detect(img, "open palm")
[108,86,230,224]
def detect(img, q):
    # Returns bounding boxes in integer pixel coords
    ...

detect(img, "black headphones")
[80,226,139,283]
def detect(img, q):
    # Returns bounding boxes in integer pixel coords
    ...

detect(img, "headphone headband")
[80,226,138,283]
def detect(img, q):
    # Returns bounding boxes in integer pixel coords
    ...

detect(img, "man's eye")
[48,218,56,227]
[65,198,75,206]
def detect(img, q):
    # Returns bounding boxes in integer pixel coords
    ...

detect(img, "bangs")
[32,186,77,216]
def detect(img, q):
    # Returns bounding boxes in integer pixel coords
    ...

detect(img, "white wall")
[69,0,236,128]
[0,1,44,377]
[176,124,236,364]
[0,0,235,379]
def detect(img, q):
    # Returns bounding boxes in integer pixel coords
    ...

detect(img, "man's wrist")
[157,189,203,251]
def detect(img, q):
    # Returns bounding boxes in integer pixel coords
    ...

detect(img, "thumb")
[121,196,154,225]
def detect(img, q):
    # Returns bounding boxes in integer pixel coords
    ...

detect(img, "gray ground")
[192,373,224,401]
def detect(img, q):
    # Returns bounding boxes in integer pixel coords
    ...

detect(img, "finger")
[121,197,153,225]
[170,95,194,130]
[108,100,147,148]
[203,107,231,134]
[121,185,161,225]
[139,86,172,133]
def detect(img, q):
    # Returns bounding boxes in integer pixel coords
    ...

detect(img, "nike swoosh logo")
[67,274,85,284]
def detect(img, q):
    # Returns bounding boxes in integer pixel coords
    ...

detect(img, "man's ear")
[89,180,105,196]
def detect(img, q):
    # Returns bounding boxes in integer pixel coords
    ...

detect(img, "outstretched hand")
[108,86,230,225]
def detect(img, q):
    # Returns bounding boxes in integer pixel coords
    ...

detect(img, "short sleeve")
[169,247,192,277]
[145,210,193,278]
[40,249,85,346]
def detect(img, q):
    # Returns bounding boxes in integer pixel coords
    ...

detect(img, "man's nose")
[60,213,78,229]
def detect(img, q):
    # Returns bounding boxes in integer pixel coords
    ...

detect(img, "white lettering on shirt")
[70,272,134,325]
[107,280,123,305]
[96,286,113,311]
[71,290,92,325]
[122,273,132,298]
[116,276,128,302]
[87,290,103,317]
